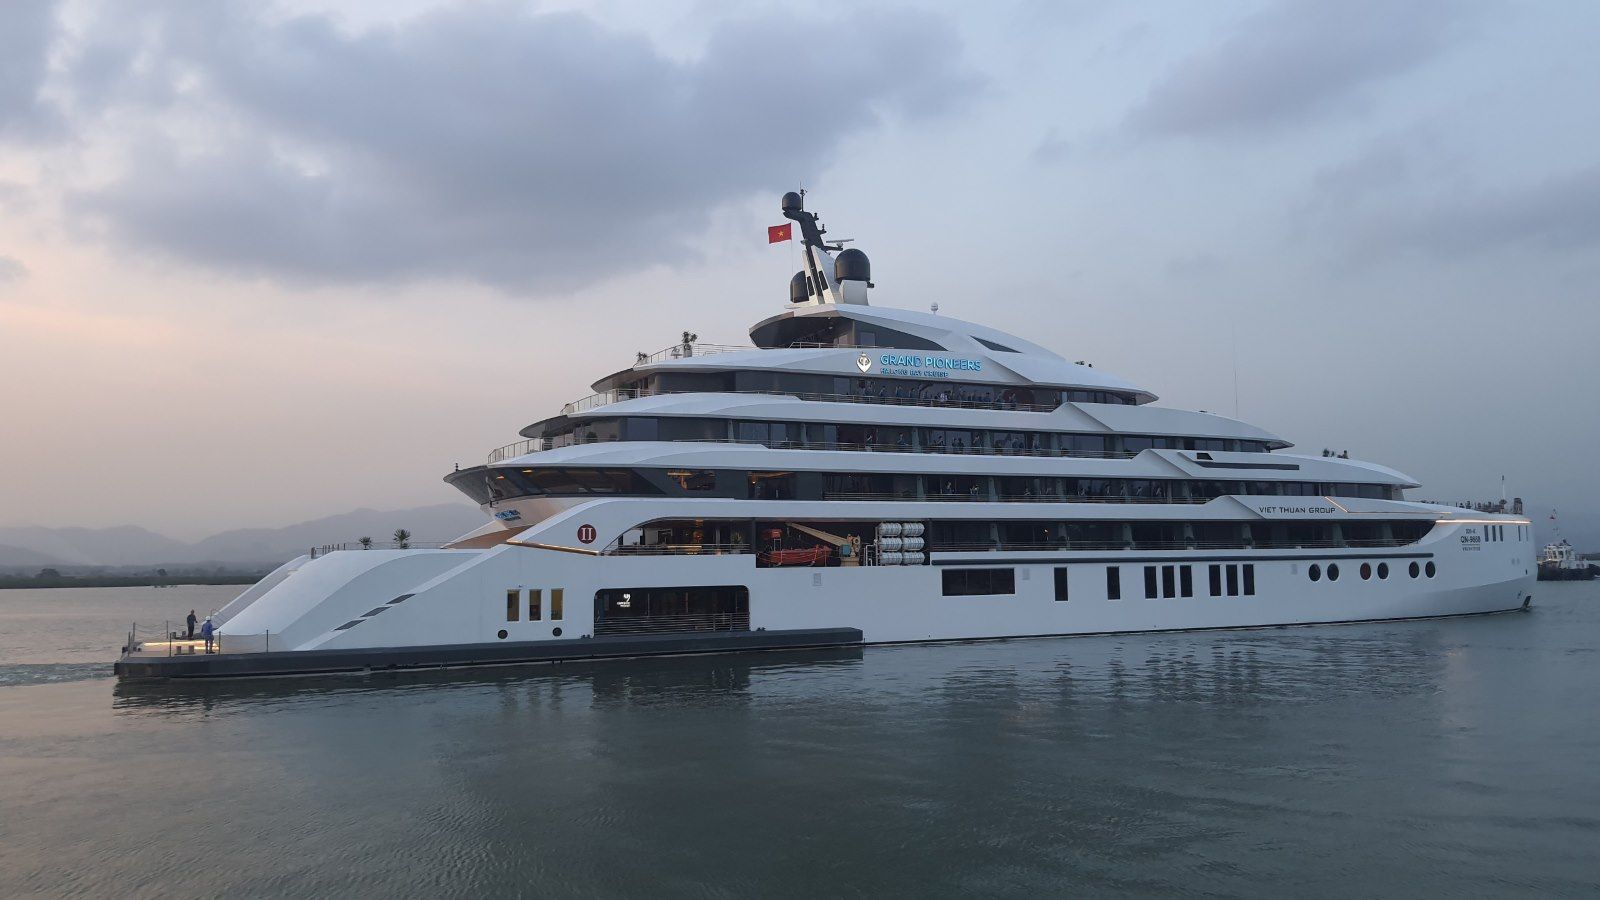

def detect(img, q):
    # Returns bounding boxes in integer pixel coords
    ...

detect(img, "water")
[1,585,1598,897]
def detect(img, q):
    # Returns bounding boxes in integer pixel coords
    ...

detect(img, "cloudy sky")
[1,0,1597,545]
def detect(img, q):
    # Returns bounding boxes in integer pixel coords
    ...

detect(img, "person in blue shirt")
[200,616,215,653]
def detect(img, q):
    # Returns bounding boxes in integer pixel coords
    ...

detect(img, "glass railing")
[560,387,1065,416]
[488,435,1138,465]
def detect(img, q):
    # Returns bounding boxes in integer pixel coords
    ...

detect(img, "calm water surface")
[1,584,1597,897]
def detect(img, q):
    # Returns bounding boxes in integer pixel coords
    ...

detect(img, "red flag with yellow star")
[768,223,792,243]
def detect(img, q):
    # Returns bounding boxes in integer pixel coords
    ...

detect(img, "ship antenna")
[782,188,841,302]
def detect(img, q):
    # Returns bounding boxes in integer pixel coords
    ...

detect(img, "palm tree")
[358,536,373,550]
[392,529,410,549]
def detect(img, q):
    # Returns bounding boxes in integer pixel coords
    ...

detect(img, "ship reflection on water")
[4,590,1596,897]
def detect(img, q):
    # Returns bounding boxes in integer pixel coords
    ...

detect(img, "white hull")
[206,516,1534,656]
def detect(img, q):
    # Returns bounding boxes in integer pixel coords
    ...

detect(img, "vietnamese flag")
[768,223,793,243]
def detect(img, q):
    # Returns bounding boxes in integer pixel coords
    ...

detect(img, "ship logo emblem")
[856,352,872,373]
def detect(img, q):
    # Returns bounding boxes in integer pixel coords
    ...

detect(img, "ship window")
[1242,564,1255,595]
[1162,565,1176,599]
[1309,564,1322,582]
[551,589,564,621]
[506,589,520,622]
[1144,566,1158,599]
[1107,567,1121,600]
[1425,561,1436,578]
[1360,563,1372,580]
[1377,563,1389,580]
[974,336,1018,353]
[528,589,542,621]
[623,417,659,441]
[942,568,1016,596]
[1209,564,1222,596]
[1327,563,1340,582]
[1409,561,1420,578]
[1226,565,1239,596]
[1054,567,1070,601]
[666,470,716,491]
[1180,566,1193,598]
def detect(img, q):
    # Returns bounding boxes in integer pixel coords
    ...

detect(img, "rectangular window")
[1243,565,1255,596]
[666,470,717,491]
[1209,564,1222,597]
[941,568,1016,596]
[1226,565,1239,597]
[1107,567,1121,600]
[506,589,520,622]
[1180,566,1193,598]
[528,589,542,621]
[551,588,564,621]
[1053,567,1070,601]
[1162,565,1176,599]
[1144,566,1159,599]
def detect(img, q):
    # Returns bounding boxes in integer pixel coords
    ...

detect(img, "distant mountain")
[0,543,65,569]
[0,524,188,566]
[0,503,485,569]
[184,504,486,565]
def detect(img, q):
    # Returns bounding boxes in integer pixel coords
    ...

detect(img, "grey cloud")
[0,255,27,283]
[1125,0,1473,137]
[1031,130,1071,166]
[0,0,62,138]
[64,5,979,293]
[1349,165,1600,258]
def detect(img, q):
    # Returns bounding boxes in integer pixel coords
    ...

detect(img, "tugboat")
[1537,540,1596,581]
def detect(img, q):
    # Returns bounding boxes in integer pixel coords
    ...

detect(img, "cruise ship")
[117,192,1537,678]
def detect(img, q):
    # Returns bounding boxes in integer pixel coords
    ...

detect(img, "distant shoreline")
[0,574,266,590]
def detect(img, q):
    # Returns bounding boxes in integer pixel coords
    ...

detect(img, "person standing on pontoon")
[201,616,215,653]
[186,610,197,639]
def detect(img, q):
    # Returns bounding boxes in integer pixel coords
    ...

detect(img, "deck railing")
[820,492,1211,504]
[606,543,753,556]
[488,434,1139,465]
[308,541,449,559]
[558,386,1067,417]
[600,537,1422,557]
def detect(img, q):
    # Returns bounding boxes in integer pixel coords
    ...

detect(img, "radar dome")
[782,192,803,214]
[834,248,871,283]
[789,271,809,304]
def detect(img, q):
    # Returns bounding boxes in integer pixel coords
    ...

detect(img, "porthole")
[1409,561,1420,578]
[1328,564,1340,582]
[1425,561,1437,578]
[552,627,563,637]
[1377,562,1389,580]
[1360,563,1372,580]
[497,629,508,640]
[1309,564,1322,582]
